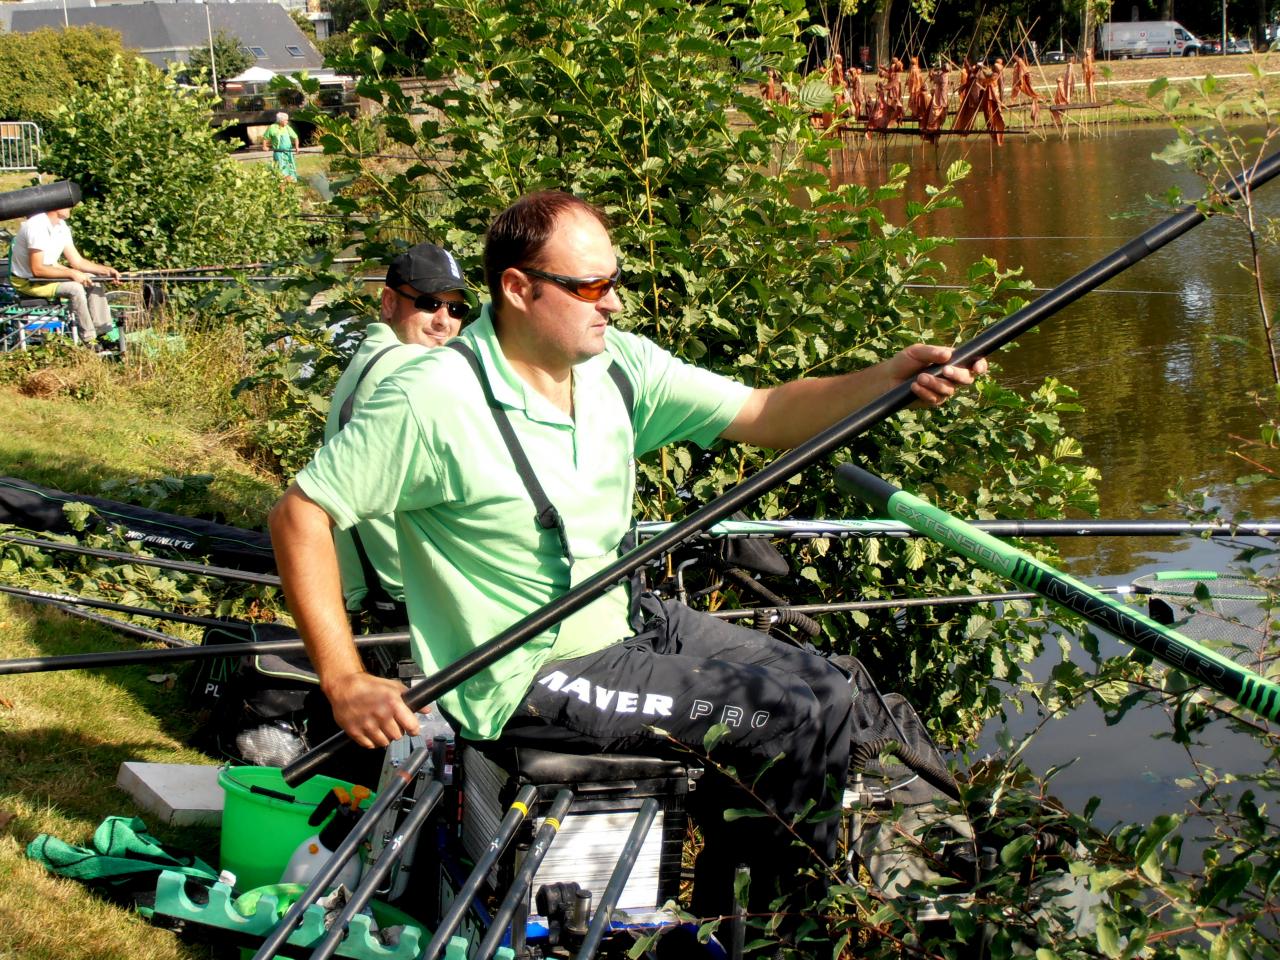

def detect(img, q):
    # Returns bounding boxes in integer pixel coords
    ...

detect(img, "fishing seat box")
[459,742,696,919]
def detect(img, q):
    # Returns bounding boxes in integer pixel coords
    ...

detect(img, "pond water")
[837,125,1278,825]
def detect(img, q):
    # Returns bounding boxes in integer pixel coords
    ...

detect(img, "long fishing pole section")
[0,629,409,676]
[835,463,1280,723]
[281,147,1280,788]
[305,780,446,960]
[249,743,435,960]
[636,518,1280,541]
[420,784,539,960]
[0,533,282,587]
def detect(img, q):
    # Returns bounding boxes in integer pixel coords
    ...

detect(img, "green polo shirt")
[323,322,426,611]
[296,307,751,739]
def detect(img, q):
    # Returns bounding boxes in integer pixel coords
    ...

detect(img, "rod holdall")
[188,621,326,767]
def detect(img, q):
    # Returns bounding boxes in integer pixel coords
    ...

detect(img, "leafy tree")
[0,26,141,125]
[186,28,255,83]
[39,58,313,281]
[289,9,318,41]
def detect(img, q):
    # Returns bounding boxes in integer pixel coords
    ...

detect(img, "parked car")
[1207,36,1253,54]
[1043,49,1069,64]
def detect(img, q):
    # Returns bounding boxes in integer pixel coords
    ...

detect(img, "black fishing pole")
[475,789,575,960]
[835,464,1280,722]
[0,581,239,630]
[305,780,446,960]
[282,148,1280,788]
[636,518,1280,540]
[0,533,281,587]
[250,744,434,960]
[46,603,191,648]
[708,584,1130,622]
[574,798,659,960]
[421,784,539,960]
[0,630,410,676]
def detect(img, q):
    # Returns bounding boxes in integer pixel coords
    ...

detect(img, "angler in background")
[7,201,120,346]
[326,241,472,631]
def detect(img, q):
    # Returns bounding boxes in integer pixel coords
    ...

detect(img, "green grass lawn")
[0,345,287,959]
[0,597,220,960]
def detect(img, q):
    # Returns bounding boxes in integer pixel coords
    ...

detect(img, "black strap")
[607,361,634,419]
[448,340,576,563]
[337,343,403,430]
[338,342,407,616]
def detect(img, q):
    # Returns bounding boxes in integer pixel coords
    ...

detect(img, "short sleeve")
[297,368,448,530]
[605,330,751,455]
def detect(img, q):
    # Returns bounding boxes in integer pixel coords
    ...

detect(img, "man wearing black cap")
[323,242,471,628]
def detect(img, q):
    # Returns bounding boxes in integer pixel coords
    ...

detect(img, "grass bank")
[0,334,287,959]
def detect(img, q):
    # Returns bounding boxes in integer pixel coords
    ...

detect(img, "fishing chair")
[0,284,79,351]
[0,283,137,355]
[456,739,697,950]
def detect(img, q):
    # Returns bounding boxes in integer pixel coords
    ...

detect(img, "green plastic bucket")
[218,766,364,892]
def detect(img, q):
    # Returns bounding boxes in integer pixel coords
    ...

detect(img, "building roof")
[3,1,324,73]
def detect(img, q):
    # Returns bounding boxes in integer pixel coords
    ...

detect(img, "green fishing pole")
[835,463,1280,723]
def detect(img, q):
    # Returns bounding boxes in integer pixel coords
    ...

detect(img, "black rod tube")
[0,630,410,676]
[574,797,659,960]
[306,780,445,960]
[0,534,281,587]
[249,744,433,960]
[0,582,237,629]
[281,148,1280,788]
[421,783,539,960]
[474,789,574,960]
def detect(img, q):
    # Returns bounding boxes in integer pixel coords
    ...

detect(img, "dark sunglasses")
[521,266,621,303]
[392,287,471,320]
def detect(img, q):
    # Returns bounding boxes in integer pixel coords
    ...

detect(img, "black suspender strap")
[447,339,577,563]
[338,342,406,615]
[606,360,634,419]
[337,343,403,430]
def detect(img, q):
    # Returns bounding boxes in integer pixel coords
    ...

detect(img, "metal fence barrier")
[0,123,41,172]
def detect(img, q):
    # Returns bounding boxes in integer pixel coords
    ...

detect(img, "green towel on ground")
[27,815,218,888]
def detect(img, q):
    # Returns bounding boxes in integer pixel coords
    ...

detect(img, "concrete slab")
[116,762,224,828]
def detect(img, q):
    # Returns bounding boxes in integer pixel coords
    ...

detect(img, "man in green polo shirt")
[325,241,471,629]
[269,191,985,925]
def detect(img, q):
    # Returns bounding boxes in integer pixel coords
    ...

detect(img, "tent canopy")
[227,66,277,83]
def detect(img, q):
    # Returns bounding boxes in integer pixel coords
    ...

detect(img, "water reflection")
[839,125,1278,573]
[834,126,1278,826]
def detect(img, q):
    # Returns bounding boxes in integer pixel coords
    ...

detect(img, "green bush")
[38,59,314,282]
[185,29,255,84]
[0,26,141,125]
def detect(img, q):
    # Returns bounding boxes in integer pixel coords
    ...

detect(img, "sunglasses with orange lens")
[521,266,621,302]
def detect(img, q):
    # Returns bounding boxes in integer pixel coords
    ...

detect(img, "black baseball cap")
[385,242,467,295]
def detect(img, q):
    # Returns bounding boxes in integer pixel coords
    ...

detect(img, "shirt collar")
[462,305,613,424]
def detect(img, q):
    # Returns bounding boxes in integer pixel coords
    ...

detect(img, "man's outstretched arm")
[268,483,419,748]
[722,343,987,450]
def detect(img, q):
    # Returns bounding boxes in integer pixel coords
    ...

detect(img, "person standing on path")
[263,112,299,180]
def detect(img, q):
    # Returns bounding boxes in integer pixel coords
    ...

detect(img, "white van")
[1098,20,1204,58]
